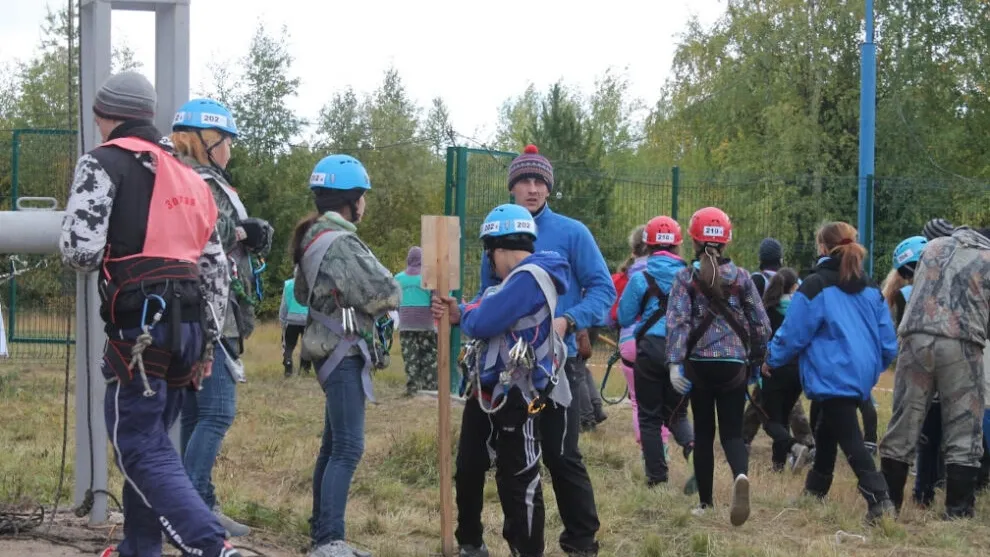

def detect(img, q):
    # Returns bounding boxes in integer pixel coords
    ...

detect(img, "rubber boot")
[857,469,895,524]
[943,464,979,519]
[803,469,833,500]
[283,355,294,377]
[880,457,909,513]
[978,440,990,492]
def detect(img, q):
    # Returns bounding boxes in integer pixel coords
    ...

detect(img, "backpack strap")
[634,273,670,344]
[684,276,750,358]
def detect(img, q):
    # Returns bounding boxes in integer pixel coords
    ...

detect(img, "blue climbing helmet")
[172,98,239,137]
[893,235,927,271]
[479,204,538,240]
[309,154,371,191]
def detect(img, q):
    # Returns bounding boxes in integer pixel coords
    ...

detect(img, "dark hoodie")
[767,256,898,402]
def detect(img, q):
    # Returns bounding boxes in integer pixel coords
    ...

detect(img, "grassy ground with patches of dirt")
[2,321,989,556]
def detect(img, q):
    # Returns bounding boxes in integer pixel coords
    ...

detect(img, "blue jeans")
[311,356,367,546]
[180,343,237,509]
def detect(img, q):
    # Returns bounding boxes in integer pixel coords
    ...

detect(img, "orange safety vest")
[98,137,218,325]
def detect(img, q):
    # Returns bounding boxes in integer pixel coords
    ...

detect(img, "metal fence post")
[671,166,680,221]
[446,147,469,394]
[11,130,21,206]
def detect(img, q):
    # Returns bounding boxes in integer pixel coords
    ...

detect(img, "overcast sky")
[0,0,725,142]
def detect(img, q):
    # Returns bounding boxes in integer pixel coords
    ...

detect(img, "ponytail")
[881,268,907,318]
[816,221,866,283]
[291,212,320,265]
[695,241,724,297]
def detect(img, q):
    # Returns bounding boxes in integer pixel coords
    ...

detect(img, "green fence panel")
[2,128,78,363]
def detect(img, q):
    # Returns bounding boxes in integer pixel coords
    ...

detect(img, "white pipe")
[0,211,66,254]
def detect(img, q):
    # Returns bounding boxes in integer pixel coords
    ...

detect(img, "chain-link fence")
[446,147,990,299]
[442,146,990,386]
[1,129,77,364]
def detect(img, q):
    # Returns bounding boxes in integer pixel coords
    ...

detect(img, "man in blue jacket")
[460,145,614,557]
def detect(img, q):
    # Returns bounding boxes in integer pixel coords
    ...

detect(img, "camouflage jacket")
[59,125,229,338]
[899,227,990,347]
[294,212,401,359]
[180,156,273,342]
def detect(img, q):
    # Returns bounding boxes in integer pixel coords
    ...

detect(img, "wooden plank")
[420,215,459,556]
[421,216,460,290]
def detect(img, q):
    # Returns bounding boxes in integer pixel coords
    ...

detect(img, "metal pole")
[76,0,113,526]
[857,0,876,275]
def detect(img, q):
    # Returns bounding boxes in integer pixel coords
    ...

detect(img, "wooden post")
[421,215,460,556]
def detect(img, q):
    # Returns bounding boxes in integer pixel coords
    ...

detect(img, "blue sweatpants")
[103,322,227,557]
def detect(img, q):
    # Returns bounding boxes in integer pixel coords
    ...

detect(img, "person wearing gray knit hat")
[93,70,157,121]
[922,218,955,241]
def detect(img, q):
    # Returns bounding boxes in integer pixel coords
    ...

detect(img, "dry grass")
[2,321,990,556]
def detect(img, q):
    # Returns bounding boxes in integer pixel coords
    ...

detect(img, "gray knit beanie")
[93,71,157,121]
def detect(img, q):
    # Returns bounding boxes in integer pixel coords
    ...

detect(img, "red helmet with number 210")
[644,216,682,246]
[689,207,732,244]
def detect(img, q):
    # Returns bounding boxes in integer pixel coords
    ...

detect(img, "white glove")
[669,363,692,395]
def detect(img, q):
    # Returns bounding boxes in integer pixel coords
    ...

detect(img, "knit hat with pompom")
[508,144,554,191]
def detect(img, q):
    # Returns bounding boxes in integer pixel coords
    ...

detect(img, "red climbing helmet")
[644,216,682,246]
[688,207,732,244]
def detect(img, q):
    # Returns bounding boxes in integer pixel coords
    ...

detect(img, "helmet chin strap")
[196,130,233,183]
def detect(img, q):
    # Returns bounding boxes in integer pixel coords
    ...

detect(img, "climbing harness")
[599,347,629,405]
[128,294,167,398]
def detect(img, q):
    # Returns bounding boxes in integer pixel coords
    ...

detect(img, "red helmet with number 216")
[644,216,682,246]
[689,207,732,244]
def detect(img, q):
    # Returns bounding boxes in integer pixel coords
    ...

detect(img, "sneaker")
[348,543,373,557]
[730,474,751,526]
[214,505,251,537]
[459,544,490,557]
[309,541,356,557]
[220,540,244,557]
[790,443,810,473]
[691,505,710,517]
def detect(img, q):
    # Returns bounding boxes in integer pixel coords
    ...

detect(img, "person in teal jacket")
[617,215,696,491]
[280,272,311,377]
[395,246,438,395]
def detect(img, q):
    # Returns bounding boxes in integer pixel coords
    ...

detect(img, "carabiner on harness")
[129,294,167,398]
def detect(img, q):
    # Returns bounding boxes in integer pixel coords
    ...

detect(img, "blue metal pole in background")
[858,0,877,275]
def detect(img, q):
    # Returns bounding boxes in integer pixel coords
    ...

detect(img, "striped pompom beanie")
[508,144,554,191]
[922,218,955,240]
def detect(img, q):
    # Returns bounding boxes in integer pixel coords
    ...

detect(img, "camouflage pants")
[880,333,986,468]
[400,330,438,394]
[743,386,815,447]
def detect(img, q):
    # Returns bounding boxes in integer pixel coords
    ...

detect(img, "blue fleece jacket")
[462,251,570,391]
[617,251,686,339]
[477,204,615,356]
[767,256,898,402]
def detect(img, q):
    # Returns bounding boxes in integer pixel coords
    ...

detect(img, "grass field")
[2,321,989,556]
